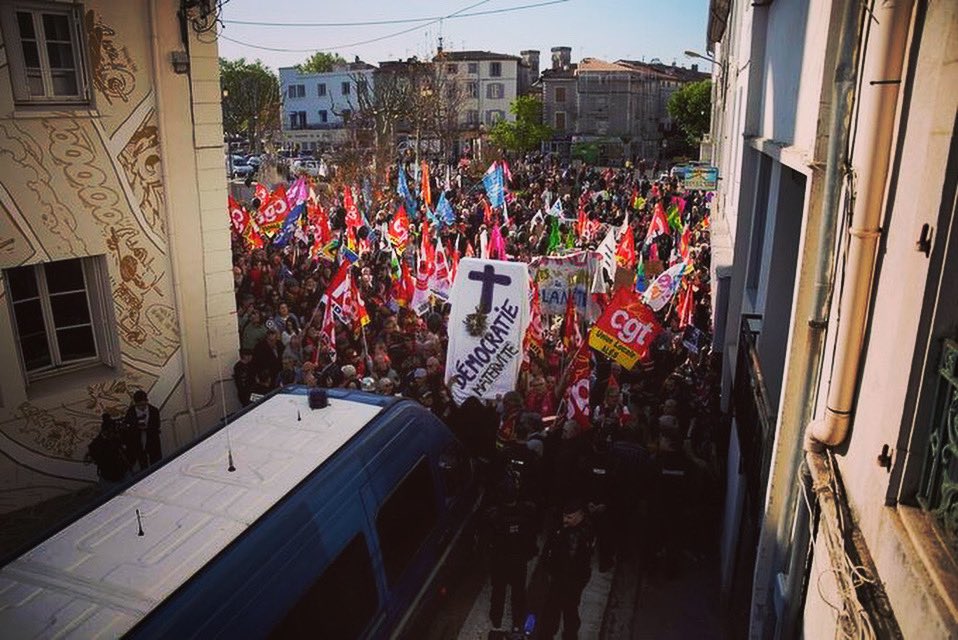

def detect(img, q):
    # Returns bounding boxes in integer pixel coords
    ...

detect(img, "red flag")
[309,201,332,245]
[576,207,587,237]
[387,205,410,252]
[644,201,669,244]
[563,341,592,429]
[523,280,545,362]
[482,198,493,225]
[322,262,352,325]
[254,182,269,205]
[243,218,265,249]
[343,187,363,231]
[676,282,695,328]
[350,274,370,328]
[318,297,336,363]
[394,259,414,307]
[449,238,461,282]
[258,185,289,237]
[615,226,636,269]
[562,289,582,353]
[465,241,475,258]
[679,224,692,262]
[420,161,432,209]
[228,195,249,235]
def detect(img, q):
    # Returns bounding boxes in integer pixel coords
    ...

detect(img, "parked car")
[291,158,326,178]
[230,162,255,180]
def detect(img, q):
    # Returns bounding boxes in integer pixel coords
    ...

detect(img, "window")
[288,84,305,99]
[317,83,326,97]
[289,111,307,129]
[486,83,504,99]
[271,534,378,639]
[0,2,88,104]
[485,110,505,124]
[318,109,327,123]
[467,62,478,74]
[555,86,567,103]
[446,63,458,74]
[376,458,437,585]
[5,257,117,381]
[555,111,566,131]
[466,109,479,125]
[467,81,478,98]
[341,81,350,95]
[439,442,471,500]
[489,61,502,77]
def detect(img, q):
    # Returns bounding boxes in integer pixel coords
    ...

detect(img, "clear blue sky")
[216,0,710,71]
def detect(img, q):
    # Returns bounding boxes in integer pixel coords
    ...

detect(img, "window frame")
[341,81,350,96]
[467,81,478,98]
[0,1,90,106]
[555,111,566,131]
[489,61,502,77]
[317,82,326,97]
[555,86,566,103]
[467,62,478,74]
[318,109,327,123]
[4,256,118,383]
[486,82,504,100]
[446,63,458,74]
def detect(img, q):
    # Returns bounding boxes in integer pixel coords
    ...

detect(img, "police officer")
[483,477,538,631]
[579,426,619,572]
[540,499,595,640]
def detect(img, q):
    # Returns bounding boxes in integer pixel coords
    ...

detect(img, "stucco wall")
[0,0,237,513]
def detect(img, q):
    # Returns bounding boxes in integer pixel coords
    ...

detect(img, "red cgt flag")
[615,226,636,269]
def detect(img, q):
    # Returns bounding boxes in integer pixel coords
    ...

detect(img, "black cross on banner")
[468,264,512,313]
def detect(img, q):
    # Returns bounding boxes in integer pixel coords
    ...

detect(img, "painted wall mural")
[0,4,193,505]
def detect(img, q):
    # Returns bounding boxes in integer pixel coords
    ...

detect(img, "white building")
[278,60,376,152]
[707,0,958,637]
[435,50,520,130]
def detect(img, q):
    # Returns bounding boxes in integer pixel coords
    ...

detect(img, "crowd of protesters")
[229,152,723,638]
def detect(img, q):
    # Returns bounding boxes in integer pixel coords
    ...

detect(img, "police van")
[0,387,479,639]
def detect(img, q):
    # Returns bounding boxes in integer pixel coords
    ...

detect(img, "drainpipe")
[750,0,861,636]
[807,0,915,450]
[149,0,198,437]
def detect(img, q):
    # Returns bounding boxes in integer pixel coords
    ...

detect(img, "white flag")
[596,227,617,280]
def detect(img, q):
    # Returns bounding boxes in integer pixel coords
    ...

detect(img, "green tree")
[488,95,552,155]
[297,52,347,73]
[667,79,712,143]
[219,58,280,153]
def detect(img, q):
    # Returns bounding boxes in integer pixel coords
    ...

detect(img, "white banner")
[530,251,601,321]
[445,258,530,404]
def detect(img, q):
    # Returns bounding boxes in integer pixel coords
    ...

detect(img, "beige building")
[0,0,237,515]
[708,0,958,637]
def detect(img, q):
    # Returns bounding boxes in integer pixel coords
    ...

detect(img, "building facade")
[708,0,958,637]
[539,47,707,161]
[278,60,376,153]
[437,50,519,130]
[0,0,238,514]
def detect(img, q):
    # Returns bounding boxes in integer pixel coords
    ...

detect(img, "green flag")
[548,218,561,253]
[667,204,683,233]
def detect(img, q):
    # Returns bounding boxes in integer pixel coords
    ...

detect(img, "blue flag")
[436,191,456,226]
[397,164,418,219]
[273,202,304,248]
[482,162,505,208]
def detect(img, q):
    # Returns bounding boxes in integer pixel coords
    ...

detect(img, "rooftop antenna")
[214,348,236,473]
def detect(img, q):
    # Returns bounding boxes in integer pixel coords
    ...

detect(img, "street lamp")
[684,50,719,65]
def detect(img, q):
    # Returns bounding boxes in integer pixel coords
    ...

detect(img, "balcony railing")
[917,338,958,553]
[733,315,777,511]
[287,122,346,131]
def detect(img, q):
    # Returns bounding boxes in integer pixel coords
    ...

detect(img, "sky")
[216,0,711,72]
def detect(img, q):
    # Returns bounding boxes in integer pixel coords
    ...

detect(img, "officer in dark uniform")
[579,426,620,572]
[482,477,538,631]
[540,499,595,640]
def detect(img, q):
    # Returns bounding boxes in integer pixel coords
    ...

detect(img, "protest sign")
[588,288,661,369]
[530,251,600,321]
[446,258,530,404]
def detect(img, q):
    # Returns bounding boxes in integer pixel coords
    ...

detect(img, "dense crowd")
[229,153,723,638]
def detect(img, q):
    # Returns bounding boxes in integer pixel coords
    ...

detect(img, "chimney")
[521,49,540,79]
[551,46,571,71]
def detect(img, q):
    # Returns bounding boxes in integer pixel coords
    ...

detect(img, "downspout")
[149,0,199,437]
[751,0,861,636]
[807,0,915,449]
